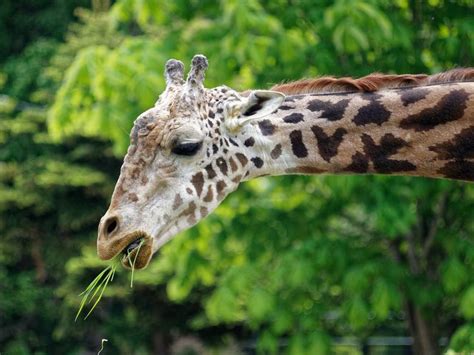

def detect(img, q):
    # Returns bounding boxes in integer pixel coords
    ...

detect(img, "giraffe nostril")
[104,217,119,236]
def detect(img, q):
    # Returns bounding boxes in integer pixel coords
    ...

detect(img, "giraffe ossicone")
[97,54,473,270]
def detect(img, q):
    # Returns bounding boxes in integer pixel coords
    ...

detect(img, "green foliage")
[49,39,164,154]
[43,9,127,101]
[0,0,90,62]
[1,39,59,102]
[442,257,469,294]
[324,0,392,53]
[155,175,473,352]
[450,323,474,352]
[0,102,120,352]
[460,286,474,320]
[1,0,474,353]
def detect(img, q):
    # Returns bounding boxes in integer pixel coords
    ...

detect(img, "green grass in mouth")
[75,239,144,321]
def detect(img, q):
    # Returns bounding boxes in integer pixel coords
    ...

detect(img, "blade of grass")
[85,266,114,304]
[75,290,92,322]
[78,266,111,296]
[75,244,144,321]
[84,265,116,319]
[75,264,116,321]
[75,268,111,321]
[129,240,144,288]
[86,268,112,306]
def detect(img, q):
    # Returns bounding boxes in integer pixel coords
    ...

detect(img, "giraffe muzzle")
[97,213,154,269]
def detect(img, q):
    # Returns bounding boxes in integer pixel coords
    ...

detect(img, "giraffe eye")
[171,142,203,156]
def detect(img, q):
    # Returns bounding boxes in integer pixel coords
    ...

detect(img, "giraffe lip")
[121,234,153,270]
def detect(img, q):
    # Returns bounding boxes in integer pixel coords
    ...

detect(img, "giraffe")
[97,54,474,269]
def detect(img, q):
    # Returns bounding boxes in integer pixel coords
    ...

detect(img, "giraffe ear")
[225,90,285,132]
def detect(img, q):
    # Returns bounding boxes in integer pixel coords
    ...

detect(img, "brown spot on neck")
[311,126,347,162]
[283,113,304,124]
[229,156,238,172]
[270,144,282,159]
[429,126,474,160]
[235,153,248,166]
[258,120,276,135]
[399,87,430,106]
[361,133,416,173]
[203,185,214,202]
[307,98,350,121]
[251,157,264,168]
[216,180,227,200]
[232,174,243,183]
[438,161,474,181]
[216,157,228,175]
[244,137,255,147]
[205,164,217,179]
[353,94,391,126]
[289,130,308,158]
[343,152,369,173]
[400,89,469,131]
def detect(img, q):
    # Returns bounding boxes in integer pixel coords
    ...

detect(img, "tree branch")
[406,229,420,274]
[31,235,47,283]
[422,192,448,260]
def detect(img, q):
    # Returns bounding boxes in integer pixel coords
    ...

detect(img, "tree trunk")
[31,234,47,283]
[406,301,439,355]
[153,330,169,355]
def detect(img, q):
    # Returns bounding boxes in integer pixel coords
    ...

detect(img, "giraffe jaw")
[152,226,180,253]
[149,214,206,257]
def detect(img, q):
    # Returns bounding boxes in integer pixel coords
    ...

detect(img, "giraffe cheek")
[143,177,168,200]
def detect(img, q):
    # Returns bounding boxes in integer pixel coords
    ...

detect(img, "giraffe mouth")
[120,233,153,270]
[124,238,143,254]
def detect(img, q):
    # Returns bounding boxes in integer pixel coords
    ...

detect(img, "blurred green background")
[1,0,473,354]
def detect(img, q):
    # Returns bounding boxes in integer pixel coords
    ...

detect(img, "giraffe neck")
[240,82,474,182]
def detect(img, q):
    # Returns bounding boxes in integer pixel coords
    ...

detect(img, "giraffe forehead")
[132,87,241,144]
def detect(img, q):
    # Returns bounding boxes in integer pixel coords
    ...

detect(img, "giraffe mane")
[270,68,474,95]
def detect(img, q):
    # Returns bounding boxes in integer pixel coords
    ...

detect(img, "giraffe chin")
[120,233,153,270]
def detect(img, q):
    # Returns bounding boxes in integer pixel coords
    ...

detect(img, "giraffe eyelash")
[171,141,203,156]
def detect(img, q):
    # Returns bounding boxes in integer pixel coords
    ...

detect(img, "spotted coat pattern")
[98,56,474,269]
[264,84,474,181]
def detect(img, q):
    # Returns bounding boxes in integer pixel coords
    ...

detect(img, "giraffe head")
[97,55,285,269]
